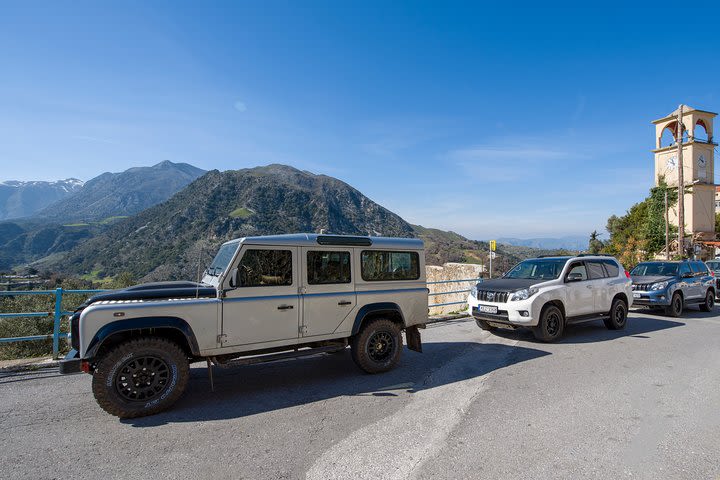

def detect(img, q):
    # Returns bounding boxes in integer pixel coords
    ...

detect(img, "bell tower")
[652,105,717,244]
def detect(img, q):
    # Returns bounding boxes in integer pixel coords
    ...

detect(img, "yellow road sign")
[490,240,496,252]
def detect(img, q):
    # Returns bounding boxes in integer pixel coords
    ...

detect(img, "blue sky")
[1,1,719,240]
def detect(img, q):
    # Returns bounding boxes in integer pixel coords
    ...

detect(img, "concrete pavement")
[1,310,719,479]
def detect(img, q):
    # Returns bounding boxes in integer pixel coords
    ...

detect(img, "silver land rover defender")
[60,234,428,418]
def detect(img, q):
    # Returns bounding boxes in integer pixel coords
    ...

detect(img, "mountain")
[0,179,83,220]
[36,165,416,280]
[498,235,589,251]
[35,160,206,222]
[14,164,571,280]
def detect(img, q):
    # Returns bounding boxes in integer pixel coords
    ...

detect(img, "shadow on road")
[122,341,551,427]
[488,312,685,344]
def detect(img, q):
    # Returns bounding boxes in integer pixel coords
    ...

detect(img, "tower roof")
[652,104,717,124]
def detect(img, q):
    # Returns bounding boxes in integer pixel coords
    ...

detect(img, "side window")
[600,259,620,277]
[565,262,588,281]
[587,261,606,279]
[237,249,292,287]
[690,261,708,276]
[307,251,351,284]
[679,263,692,277]
[361,251,420,281]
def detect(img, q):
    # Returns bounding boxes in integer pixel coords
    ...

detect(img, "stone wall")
[426,263,484,316]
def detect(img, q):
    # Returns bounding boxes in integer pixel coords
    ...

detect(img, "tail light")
[625,270,631,279]
[711,271,715,277]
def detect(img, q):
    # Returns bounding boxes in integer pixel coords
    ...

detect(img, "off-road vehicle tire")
[475,318,497,331]
[664,292,683,317]
[699,289,715,312]
[91,337,190,418]
[533,304,565,342]
[351,318,402,374]
[604,297,628,330]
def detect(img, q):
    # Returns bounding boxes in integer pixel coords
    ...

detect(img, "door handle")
[277,305,294,310]
[586,285,593,289]
[338,301,352,306]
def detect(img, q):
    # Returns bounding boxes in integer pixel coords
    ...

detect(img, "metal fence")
[0,278,482,359]
[0,288,104,358]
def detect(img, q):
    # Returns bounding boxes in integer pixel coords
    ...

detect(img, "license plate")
[633,293,641,298]
[478,305,498,314]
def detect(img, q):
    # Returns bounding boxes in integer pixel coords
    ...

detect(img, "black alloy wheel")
[664,292,683,318]
[700,289,715,312]
[604,298,628,330]
[533,304,565,342]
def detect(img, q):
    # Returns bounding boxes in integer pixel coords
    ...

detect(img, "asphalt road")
[1,308,719,480]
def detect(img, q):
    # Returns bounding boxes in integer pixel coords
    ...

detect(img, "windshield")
[504,258,568,280]
[631,262,678,276]
[206,243,239,276]
[706,261,720,271]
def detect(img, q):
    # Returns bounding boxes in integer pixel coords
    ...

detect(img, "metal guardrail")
[0,288,105,358]
[0,277,483,358]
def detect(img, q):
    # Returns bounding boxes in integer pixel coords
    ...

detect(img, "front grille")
[476,290,509,303]
[632,283,651,291]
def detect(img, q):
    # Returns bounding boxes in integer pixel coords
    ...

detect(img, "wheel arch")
[84,316,200,359]
[612,292,629,307]
[351,302,405,335]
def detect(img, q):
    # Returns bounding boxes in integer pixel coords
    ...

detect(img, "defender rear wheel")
[91,337,189,418]
[700,289,715,312]
[532,305,564,342]
[664,292,683,317]
[604,297,628,330]
[351,319,402,374]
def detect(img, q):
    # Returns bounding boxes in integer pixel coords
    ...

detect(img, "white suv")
[467,255,633,342]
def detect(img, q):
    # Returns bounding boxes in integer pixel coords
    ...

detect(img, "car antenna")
[195,243,204,299]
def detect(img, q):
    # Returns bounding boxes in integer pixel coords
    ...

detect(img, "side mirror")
[228,267,239,288]
[566,272,583,282]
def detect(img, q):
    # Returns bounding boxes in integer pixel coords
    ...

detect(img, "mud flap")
[405,325,423,353]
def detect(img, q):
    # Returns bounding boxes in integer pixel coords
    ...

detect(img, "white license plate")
[633,293,641,298]
[478,305,498,314]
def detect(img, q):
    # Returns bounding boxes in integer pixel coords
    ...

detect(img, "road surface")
[1,309,719,479]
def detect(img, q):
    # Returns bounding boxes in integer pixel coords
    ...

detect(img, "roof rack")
[316,235,373,247]
[536,255,572,258]
[575,253,615,257]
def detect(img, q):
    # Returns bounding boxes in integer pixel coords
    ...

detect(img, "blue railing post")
[52,287,63,359]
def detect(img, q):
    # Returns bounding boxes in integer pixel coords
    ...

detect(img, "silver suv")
[60,234,428,418]
[467,255,633,342]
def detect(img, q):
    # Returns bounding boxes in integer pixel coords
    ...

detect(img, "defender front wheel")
[91,337,189,418]
[351,319,402,374]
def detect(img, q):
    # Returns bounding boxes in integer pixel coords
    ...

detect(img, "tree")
[588,230,605,254]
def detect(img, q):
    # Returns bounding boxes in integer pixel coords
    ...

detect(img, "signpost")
[489,240,496,278]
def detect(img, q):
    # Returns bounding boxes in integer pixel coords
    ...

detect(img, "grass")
[99,216,128,225]
[62,223,90,227]
[229,207,254,219]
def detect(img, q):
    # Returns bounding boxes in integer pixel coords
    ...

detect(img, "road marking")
[306,336,519,480]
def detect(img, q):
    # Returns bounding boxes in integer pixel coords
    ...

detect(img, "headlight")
[510,287,539,301]
[650,281,669,291]
[470,284,479,297]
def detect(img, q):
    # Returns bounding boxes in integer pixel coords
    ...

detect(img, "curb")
[0,358,60,373]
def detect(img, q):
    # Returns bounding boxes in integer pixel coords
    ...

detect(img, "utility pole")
[665,189,670,260]
[676,104,685,258]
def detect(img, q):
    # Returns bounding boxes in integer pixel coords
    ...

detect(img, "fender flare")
[84,316,200,358]
[351,302,405,335]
